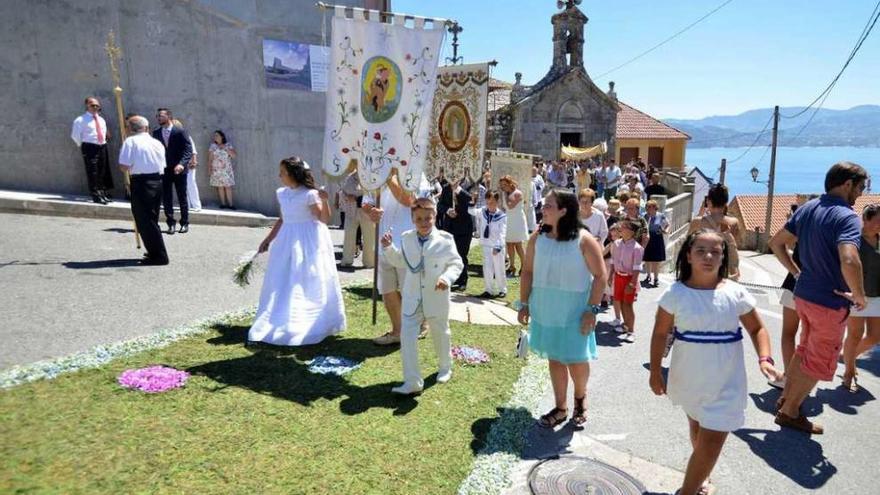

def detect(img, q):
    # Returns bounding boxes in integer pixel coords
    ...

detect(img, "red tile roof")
[616,101,690,140]
[731,194,880,235]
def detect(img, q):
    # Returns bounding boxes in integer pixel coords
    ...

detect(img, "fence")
[660,171,695,269]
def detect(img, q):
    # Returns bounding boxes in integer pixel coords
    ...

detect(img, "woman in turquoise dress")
[517,188,608,428]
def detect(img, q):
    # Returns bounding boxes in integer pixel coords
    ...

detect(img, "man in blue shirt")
[769,161,868,434]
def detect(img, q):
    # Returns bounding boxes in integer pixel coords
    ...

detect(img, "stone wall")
[0,0,373,215]
[509,72,616,160]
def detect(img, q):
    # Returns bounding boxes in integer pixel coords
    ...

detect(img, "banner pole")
[105,31,140,249]
[371,190,381,325]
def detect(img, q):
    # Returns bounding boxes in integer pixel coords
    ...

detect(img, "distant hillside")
[665,105,880,148]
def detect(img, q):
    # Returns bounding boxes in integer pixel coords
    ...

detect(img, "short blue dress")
[528,233,598,364]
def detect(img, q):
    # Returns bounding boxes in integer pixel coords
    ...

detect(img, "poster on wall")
[425,63,489,183]
[262,39,329,91]
[321,6,446,191]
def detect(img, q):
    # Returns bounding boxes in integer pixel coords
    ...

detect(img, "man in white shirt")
[603,159,622,201]
[118,115,169,265]
[531,165,545,225]
[71,97,115,204]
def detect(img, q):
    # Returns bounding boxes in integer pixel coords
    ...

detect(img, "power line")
[688,126,777,146]
[785,6,880,142]
[726,112,774,164]
[781,0,880,119]
[593,0,736,81]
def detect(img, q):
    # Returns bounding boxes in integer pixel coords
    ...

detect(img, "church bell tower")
[551,0,588,70]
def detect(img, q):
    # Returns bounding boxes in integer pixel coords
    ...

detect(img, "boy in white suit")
[381,197,464,395]
[475,190,507,298]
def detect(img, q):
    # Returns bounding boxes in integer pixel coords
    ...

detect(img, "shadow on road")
[63,258,143,269]
[733,428,837,489]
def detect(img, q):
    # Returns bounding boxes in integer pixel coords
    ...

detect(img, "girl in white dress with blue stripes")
[649,229,782,495]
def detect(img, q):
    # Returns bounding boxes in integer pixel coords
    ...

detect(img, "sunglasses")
[88,104,100,108]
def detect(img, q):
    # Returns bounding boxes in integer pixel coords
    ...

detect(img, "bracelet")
[513,300,529,311]
[758,356,775,366]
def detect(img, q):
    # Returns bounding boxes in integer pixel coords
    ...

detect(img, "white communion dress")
[248,187,346,346]
[658,280,756,432]
[505,190,529,243]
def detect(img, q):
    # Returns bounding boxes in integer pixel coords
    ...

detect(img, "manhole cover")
[528,456,646,495]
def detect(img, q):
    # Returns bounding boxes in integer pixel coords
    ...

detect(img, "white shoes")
[610,318,622,328]
[623,333,635,343]
[391,383,423,395]
[437,369,452,384]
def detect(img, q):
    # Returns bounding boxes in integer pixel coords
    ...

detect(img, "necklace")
[400,238,425,274]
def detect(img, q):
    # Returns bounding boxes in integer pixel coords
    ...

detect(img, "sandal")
[538,407,568,428]
[842,373,859,393]
[572,396,587,426]
[697,481,717,495]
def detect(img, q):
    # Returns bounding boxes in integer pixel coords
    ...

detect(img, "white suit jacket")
[382,229,463,318]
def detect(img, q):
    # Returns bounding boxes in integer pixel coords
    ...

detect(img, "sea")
[684,146,880,197]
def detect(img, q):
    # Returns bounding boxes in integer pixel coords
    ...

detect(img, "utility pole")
[762,105,780,252]
[719,158,727,185]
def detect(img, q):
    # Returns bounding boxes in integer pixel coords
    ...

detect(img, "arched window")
[558,100,583,124]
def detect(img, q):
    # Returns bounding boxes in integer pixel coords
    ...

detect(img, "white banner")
[426,63,490,183]
[489,150,540,207]
[322,7,446,192]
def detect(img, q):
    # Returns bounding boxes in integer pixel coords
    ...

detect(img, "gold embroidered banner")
[426,63,489,183]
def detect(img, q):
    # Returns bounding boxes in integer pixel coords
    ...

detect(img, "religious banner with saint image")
[322,6,446,192]
[426,63,490,183]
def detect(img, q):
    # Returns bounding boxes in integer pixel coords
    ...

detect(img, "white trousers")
[482,245,507,295]
[341,209,362,265]
[186,169,202,210]
[525,203,537,232]
[401,306,451,389]
[358,210,377,268]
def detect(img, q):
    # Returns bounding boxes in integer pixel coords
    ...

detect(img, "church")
[487,0,690,168]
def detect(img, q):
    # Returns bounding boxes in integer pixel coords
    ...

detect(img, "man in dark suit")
[152,108,193,234]
[438,176,474,291]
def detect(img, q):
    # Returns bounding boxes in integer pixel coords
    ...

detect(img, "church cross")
[556,0,581,10]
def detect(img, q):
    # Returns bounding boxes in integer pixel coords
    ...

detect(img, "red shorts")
[794,296,848,381]
[613,272,638,304]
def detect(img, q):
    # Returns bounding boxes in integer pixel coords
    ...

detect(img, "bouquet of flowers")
[451,345,490,365]
[233,250,261,287]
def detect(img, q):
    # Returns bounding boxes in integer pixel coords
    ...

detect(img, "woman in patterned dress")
[208,130,237,209]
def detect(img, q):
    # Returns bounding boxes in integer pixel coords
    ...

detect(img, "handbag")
[516,329,530,359]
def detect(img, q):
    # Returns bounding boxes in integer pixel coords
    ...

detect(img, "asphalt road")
[0,212,371,369]
[507,252,880,494]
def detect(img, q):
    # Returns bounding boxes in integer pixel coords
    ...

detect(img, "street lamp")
[750,166,769,186]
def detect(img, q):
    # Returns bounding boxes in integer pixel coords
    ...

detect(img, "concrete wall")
[0,0,376,215]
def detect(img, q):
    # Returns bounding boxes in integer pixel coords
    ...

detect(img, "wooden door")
[619,147,639,165]
[648,147,664,167]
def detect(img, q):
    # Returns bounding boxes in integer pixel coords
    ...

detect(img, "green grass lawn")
[1,249,525,494]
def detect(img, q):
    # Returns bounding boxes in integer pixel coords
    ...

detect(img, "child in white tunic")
[649,229,781,495]
[476,190,507,298]
[248,157,346,346]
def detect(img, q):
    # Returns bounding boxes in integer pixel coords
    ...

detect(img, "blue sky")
[393,0,879,119]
